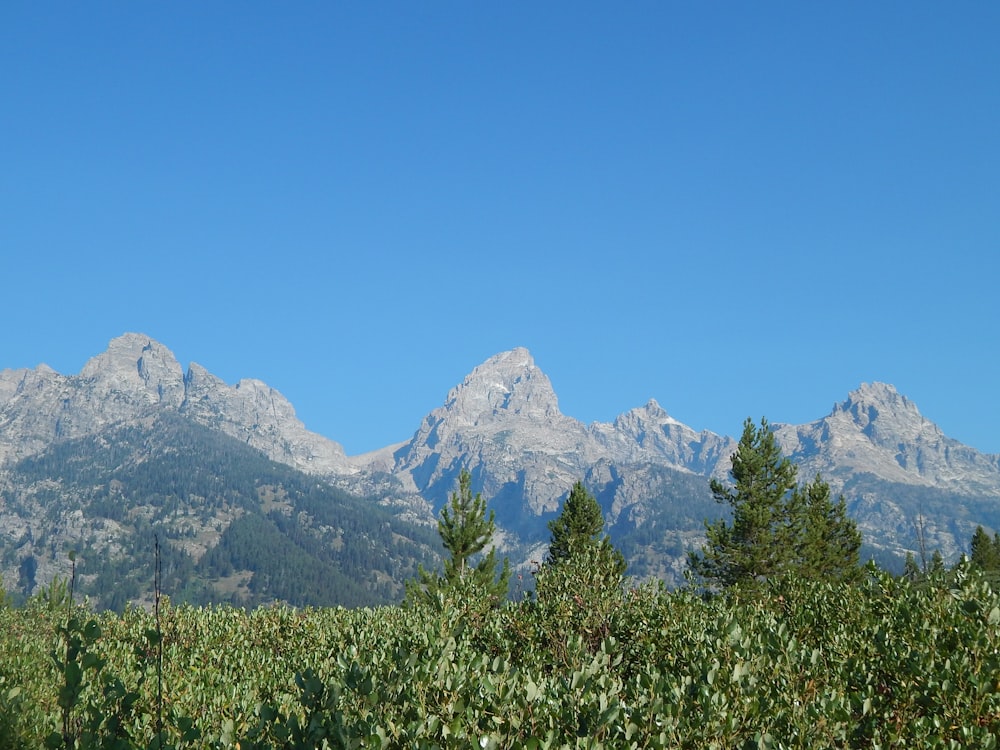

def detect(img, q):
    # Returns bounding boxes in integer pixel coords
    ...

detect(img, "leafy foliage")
[515,481,629,661]
[2,563,1000,748]
[524,542,629,664]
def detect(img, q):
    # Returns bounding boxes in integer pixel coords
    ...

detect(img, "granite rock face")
[590,399,737,478]
[384,349,742,528]
[180,361,350,476]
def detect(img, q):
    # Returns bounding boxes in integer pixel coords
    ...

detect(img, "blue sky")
[2,3,998,455]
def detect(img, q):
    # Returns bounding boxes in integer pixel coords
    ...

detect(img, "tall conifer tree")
[545,480,626,577]
[533,481,626,648]
[788,475,862,583]
[969,525,1000,585]
[408,469,509,605]
[689,418,798,587]
[689,417,861,588]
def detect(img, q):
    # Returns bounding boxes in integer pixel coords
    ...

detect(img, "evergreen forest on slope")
[0,413,440,610]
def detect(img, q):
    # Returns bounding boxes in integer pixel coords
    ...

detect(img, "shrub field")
[1,565,999,749]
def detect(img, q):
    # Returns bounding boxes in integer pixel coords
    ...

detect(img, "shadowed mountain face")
[2,334,999,603]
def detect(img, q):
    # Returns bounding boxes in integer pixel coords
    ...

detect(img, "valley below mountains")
[2,333,999,609]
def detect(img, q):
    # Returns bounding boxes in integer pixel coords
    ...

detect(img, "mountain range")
[2,333,998,607]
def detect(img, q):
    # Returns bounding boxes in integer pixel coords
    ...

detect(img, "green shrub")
[1,566,998,748]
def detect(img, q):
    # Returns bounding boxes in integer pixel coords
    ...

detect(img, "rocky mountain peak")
[832,381,932,446]
[594,399,735,476]
[79,333,185,408]
[773,381,1000,494]
[623,399,675,424]
[0,333,349,475]
[440,347,560,426]
[604,400,676,448]
[391,349,599,515]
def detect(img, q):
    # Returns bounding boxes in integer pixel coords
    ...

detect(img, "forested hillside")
[0,413,440,609]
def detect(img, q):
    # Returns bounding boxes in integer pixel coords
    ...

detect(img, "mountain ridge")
[0,333,352,475]
[3,333,1000,599]
[774,382,1000,491]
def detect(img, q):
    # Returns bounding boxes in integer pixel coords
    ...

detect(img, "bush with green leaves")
[515,544,628,666]
[1,563,999,748]
[504,480,629,666]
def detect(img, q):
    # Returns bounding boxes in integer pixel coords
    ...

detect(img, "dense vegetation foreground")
[2,567,999,749]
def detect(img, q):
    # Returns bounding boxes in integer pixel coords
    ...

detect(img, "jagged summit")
[849,381,907,403]
[836,382,926,438]
[439,347,560,426]
[79,333,186,408]
[774,381,999,492]
[391,348,598,513]
[625,399,679,424]
[590,399,735,476]
[826,381,938,450]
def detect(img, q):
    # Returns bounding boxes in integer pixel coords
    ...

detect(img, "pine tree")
[968,525,1000,587]
[546,481,625,577]
[929,549,946,575]
[407,469,509,606]
[970,525,1000,571]
[689,417,861,589]
[533,481,626,651]
[788,475,862,583]
[689,418,798,587]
